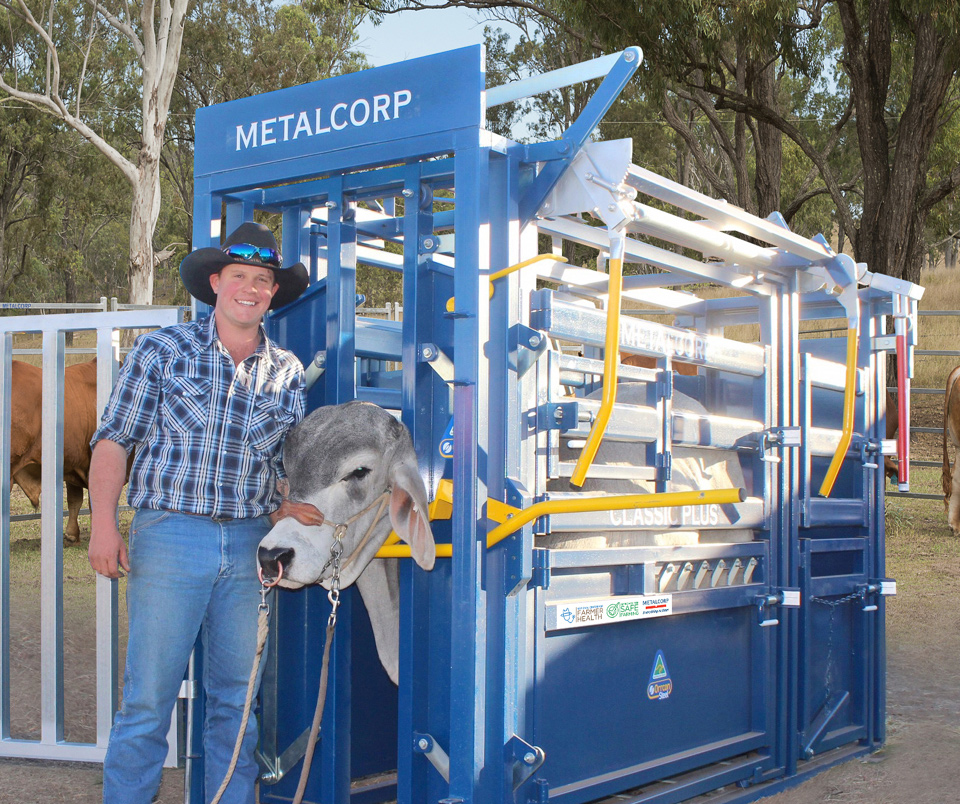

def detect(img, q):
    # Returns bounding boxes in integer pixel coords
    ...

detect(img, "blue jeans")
[103,509,272,804]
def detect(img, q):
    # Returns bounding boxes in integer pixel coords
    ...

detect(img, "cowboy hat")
[179,221,309,310]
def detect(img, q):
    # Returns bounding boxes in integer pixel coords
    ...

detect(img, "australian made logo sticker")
[550,594,673,631]
[647,650,673,701]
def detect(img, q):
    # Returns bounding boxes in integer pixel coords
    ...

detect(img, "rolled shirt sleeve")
[91,335,161,453]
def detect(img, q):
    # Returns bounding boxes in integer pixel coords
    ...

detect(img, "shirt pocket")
[162,376,212,435]
[247,395,294,460]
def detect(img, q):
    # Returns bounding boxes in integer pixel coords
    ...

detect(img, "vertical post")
[448,139,489,804]
[325,181,358,404]
[94,328,121,748]
[321,180,356,804]
[40,330,66,746]
[0,333,12,741]
[225,199,255,237]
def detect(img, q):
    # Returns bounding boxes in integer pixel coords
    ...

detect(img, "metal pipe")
[375,488,746,558]
[818,328,859,497]
[446,253,567,313]
[485,487,746,546]
[570,244,624,487]
[895,301,911,491]
[486,52,625,108]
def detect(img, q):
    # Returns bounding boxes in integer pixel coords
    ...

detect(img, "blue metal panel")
[195,47,483,178]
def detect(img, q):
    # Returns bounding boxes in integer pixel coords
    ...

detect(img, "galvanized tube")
[486,52,626,108]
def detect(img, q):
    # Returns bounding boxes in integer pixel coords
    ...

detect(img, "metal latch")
[759,427,801,463]
[857,579,896,612]
[540,401,582,431]
[755,589,801,627]
[859,439,881,470]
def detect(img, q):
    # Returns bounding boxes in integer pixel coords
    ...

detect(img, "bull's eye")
[345,467,371,481]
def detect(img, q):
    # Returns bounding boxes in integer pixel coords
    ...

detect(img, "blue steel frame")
[184,43,897,804]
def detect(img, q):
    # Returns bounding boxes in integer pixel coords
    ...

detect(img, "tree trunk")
[751,55,781,219]
[128,156,159,305]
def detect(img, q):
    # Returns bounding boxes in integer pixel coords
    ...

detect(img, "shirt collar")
[205,313,275,368]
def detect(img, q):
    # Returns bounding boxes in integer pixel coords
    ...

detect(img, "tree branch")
[87,0,144,59]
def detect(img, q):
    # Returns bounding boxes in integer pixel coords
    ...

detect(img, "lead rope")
[210,491,391,804]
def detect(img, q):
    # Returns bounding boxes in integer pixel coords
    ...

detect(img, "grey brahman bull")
[257,401,436,684]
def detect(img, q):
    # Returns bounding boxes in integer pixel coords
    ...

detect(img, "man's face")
[209,263,278,328]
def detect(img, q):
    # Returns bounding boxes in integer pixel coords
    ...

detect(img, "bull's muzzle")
[258,545,295,583]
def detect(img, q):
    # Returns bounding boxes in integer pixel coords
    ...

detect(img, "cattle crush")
[3,45,926,804]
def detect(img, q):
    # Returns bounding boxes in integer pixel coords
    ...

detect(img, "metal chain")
[809,591,858,697]
[810,590,861,608]
[326,523,346,628]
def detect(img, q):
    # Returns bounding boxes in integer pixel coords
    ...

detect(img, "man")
[88,221,324,804]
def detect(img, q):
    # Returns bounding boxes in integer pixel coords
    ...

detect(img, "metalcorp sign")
[195,45,484,176]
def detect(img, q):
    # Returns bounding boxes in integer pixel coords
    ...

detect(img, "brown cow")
[942,366,960,535]
[9,358,100,544]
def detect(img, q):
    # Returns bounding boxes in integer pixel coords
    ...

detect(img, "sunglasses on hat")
[222,243,281,267]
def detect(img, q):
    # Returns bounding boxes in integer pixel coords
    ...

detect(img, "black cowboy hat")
[179,221,309,310]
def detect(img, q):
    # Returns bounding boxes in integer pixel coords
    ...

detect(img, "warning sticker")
[548,594,673,631]
[647,649,673,700]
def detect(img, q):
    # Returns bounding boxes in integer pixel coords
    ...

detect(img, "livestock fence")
[1,307,182,765]
[886,309,960,501]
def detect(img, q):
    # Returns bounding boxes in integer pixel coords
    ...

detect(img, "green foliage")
[0,0,368,304]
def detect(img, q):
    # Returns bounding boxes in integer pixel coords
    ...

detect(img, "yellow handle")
[569,256,623,487]
[818,327,858,497]
[374,486,745,558]
[445,254,568,313]
[486,487,745,547]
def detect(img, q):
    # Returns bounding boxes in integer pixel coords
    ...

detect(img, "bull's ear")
[388,460,436,571]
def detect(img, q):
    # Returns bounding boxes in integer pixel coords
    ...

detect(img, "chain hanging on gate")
[810,591,859,698]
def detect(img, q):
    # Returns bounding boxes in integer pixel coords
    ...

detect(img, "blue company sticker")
[438,416,454,459]
[647,650,673,701]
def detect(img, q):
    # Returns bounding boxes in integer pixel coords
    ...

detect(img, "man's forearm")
[89,439,129,526]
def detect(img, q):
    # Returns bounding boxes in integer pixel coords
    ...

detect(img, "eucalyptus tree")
[362,0,960,284]
[163,0,368,250]
[0,0,188,304]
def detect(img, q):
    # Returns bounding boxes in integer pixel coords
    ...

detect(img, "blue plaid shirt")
[92,314,306,520]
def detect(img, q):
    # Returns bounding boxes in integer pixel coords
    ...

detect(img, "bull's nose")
[258,546,295,580]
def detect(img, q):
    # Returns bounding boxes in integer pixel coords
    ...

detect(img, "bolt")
[608,204,618,212]
[523,751,537,765]
[401,188,414,198]
[325,201,337,209]
[422,346,434,360]
[418,737,429,751]
[423,237,435,250]
[625,50,636,62]
[528,334,541,348]
[554,407,564,422]
[260,771,278,784]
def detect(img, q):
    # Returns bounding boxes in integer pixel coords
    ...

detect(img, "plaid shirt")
[92,314,305,520]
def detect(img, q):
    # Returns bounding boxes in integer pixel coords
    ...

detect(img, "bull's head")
[257,401,435,683]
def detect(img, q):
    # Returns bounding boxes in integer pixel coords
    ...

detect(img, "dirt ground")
[1,396,958,804]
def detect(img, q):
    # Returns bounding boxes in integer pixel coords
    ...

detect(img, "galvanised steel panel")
[531,290,767,376]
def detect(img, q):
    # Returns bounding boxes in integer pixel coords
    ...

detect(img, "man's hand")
[88,439,132,579]
[270,499,325,527]
[88,525,131,579]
